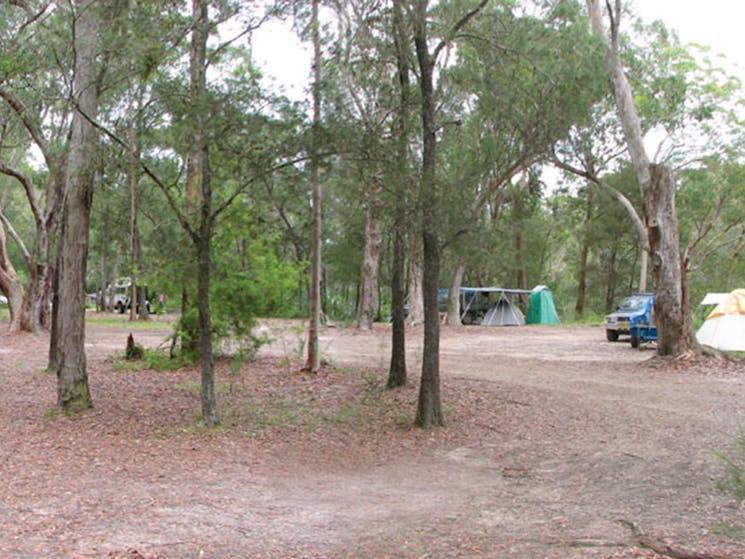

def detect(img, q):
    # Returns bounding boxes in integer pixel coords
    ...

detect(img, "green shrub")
[717,434,745,501]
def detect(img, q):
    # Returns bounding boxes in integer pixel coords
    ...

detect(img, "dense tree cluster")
[1,0,743,425]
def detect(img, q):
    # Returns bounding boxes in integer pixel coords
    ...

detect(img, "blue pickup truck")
[628,295,657,348]
[604,293,654,341]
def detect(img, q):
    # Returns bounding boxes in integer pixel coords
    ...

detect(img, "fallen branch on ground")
[618,519,727,559]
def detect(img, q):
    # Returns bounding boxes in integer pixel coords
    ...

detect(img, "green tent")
[526,286,560,325]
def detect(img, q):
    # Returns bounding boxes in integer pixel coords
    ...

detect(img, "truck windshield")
[619,295,650,311]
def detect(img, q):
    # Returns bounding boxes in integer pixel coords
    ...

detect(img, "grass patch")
[114,349,188,372]
[329,402,360,423]
[562,313,605,326]
[43,408,61,419]
[174,380,230,395]
[712,522,745,540]
[223,368,414,438]
[85,314,172,329]
[245,401,303,429]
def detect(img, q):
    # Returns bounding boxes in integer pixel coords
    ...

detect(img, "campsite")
[3,1,745,557]
[2,317,745,558]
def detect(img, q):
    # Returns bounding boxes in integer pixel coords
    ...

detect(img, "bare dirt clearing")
[1,318,745,558]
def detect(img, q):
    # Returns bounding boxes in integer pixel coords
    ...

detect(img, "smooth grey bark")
[585,0,697,355]
[54,0,98,412]
[406,249,424,326]
[0,218,25,331]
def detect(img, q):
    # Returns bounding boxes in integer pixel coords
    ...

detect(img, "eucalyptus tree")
[53,0,100,412]
[406,0,489,428]
[326,0,398,330]
[0,3,72,333]
[116,2,305,424]
[586,0,691,355]
[439,0,606,322]
[678,159,745,302]
[388,0,414,388]
[305,0,324,373]
[580,0,744,355]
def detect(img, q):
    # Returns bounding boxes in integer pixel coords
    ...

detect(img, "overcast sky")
[251,2,745,100]
[633,0,744,82]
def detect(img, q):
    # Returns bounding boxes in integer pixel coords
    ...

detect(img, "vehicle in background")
[628,295,657,348]
[102,278,151,314]
[604,293,654,341]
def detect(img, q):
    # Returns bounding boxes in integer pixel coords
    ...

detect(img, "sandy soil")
[1,317,744,558]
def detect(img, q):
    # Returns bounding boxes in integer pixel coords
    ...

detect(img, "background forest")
[1,1,745,399]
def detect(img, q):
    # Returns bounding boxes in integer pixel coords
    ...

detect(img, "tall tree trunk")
[189,0,218,425]
[54,0,98,412]
[604,245,618,312]
[128,122,141,321]
[305,0,323,373]
[20,231,51,333]
[197,226,217,425]
[586,0,696,356]
[413,0,443,428]
[575,186,594,317]
[411,0,486,426]
[513,183,530,309]
[356,167,383,329]
[446,261,465,325]
[387,0,409,389]
[645,164,691,354]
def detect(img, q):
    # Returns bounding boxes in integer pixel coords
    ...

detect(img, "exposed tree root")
[618,519,727,559]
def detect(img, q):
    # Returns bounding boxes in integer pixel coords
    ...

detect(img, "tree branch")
[0,210,32,268]
[74,106,197,241]
[433,0,489,60]
[0,87,53,170]
[551,152,649,252]
[0,160,43,228]
[212,154,312,221]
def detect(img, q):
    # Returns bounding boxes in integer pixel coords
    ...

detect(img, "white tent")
[700,293,729,306]
[481,295,525,326]
[696,289,745,351]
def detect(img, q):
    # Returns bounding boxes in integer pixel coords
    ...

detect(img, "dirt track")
[263,322,745,557]
[1,319,745,558]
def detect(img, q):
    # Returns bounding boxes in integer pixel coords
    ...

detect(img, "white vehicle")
[103,278,151,314]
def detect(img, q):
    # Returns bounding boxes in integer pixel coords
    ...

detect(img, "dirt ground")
[2,317,745,559]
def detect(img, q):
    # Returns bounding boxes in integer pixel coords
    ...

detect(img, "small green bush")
[717,434,745,501]
[115,348,188,372]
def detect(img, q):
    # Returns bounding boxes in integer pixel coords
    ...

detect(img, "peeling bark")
[585,0,697,356]
[406,249,424,326]
[356,168,383,329]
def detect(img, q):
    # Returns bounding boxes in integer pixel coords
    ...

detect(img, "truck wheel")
[116,302,125,314]
[606,330,619,342]
[630,334,639,348]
